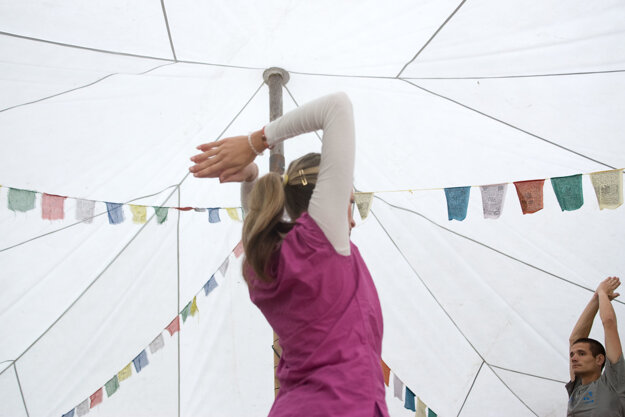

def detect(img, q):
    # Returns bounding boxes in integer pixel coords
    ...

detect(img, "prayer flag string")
[3,169,622,226]
[59,243,239,417]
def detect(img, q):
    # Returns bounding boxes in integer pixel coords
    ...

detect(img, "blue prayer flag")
[203,275,218,296]
[62,409,75,417]
[208,208,221,223]
[132,349,149,373]
[444,186,471,221]
[105,202,125,224]
[404,387,416,411]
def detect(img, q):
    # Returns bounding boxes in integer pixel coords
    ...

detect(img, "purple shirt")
[248,213,389,417]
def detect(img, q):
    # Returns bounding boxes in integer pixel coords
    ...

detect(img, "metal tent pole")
[262,67,289,397]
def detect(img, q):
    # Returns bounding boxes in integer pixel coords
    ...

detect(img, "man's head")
[570,338,606,378]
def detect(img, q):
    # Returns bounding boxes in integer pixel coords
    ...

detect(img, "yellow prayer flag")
[190,296,199,317]
[416,397,427,417]
[226,208,241,221]
[354,192,374,220]
[118,363,132,382]
[590,169,623,210]
[130,205,147,224]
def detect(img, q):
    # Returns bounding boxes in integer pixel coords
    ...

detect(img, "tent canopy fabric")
[1,1,624,416]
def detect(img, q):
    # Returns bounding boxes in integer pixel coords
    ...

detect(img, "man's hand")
[597,276,621,301]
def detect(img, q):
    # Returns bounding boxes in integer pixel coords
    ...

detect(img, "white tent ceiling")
[1,1,624,416]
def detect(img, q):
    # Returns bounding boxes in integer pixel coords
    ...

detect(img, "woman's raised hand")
[189,130,265,182]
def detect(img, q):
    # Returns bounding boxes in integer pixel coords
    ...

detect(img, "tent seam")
[396,0,469,78]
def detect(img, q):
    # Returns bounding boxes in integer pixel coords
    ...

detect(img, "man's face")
[570,342,603,376]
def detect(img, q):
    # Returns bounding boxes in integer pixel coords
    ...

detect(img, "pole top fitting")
[263,67,290,85]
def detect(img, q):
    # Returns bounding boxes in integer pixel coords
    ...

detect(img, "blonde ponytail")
[242,172,293,282]
[242,152,321,283]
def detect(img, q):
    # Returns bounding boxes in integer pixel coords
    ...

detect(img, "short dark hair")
[572,338,607,370]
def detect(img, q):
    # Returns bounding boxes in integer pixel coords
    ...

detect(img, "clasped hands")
[597,276,621,301]
[189,130,266,183]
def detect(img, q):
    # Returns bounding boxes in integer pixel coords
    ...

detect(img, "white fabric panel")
[493,367,567,417]
[458,365,538,417]
[0,36,163,111]
[164,0,460,76]
[0,64,262,200]
[353,210,482,416]
[417,74,625,170]
[0,366,28,417]
[15,193,179,417]
[0,0,173,58]
[402,0,625,78]
[179,256,274,417]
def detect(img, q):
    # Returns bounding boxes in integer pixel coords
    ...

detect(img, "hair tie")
[282,173,289,186]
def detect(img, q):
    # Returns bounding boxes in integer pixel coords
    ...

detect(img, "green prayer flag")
[428,409,437,417]
[105,375,119,397]
[153,206,168,224]
[8,188,36,212]
[181,301,191,323]
[551,174,583,211]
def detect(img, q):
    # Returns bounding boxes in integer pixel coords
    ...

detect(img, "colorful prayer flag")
[404,387,416,411]
[118,363,132,382]
[132,350,149,373]
[190,296,199,317]
[89,388,103,408]
[76,199,95,224]
[381,360,390,386]
[149,334,165,354]
[219,258,230,277]
[166,316,180,336]
[226,207,241,221]
[62,409,75,417]
[105,202,124,224]
[41,193,66,220]
[416,397,427,417]
[208,208,221,223]
[444,186,471,221]
[551,174,583,211]
[181,301,191,323]
[428,408,438,417]
[514,179,545,214]
[153,206,169,224]
[130,205,147,224]
[234,241,244,258]
[75,399,89,416]
[8,188,36,212]
[105,375,119,397]
[203,275,218,296]
[393,374,403,400]
[590,169,623,210]
[480,184,507,219]
[354,192,374,220]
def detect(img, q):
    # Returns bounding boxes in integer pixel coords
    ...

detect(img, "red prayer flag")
[234,240,244,258]
[513,179,545,214]
[174,207,193,211]
[166,316,180,336]
[42,193,66,220]
[90,388,103,408]
[381,360,390,386]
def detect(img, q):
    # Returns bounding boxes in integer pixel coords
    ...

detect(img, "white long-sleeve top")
[242,92,355,255]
